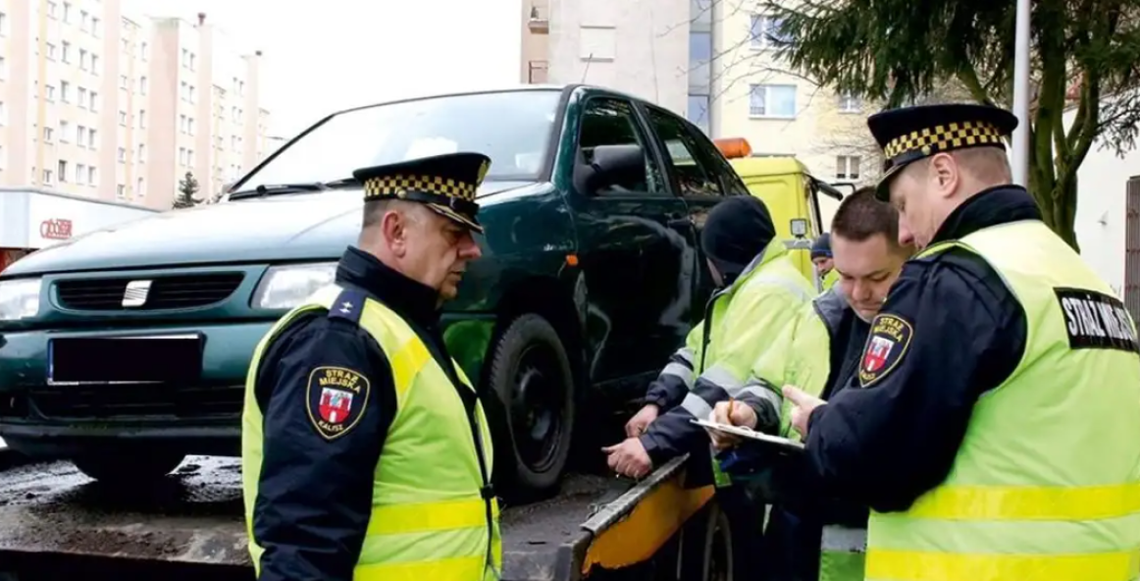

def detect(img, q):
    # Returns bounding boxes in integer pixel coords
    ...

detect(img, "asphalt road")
[0,454,633,580]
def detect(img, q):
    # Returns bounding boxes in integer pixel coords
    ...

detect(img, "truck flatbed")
[0,456,686,580]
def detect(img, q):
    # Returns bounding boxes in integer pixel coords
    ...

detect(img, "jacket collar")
[930,184,1043,245]
[335,246,440,327]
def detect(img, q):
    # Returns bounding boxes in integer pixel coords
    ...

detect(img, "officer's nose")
[898,218,916,247]
[458,233,482,260]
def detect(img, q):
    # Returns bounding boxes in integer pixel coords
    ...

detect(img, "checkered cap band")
[362,173,477,202]
[883,121,1004,159]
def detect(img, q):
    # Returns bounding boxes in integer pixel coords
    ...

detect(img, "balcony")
[528,60,549,84]
[528,5,549,33]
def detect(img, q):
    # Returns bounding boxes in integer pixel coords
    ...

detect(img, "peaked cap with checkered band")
[352,152,492,233]
[867,103,1019,201]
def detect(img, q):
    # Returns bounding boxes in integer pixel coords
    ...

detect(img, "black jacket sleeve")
[643,346,697,409]
[793,251,1027,513]
[251,315,396,581]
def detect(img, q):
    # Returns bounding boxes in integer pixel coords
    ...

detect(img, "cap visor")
[427,203,484,234]
[875,163,907,202]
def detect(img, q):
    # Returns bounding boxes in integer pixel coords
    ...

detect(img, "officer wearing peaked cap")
[242,152,502,581]
[773,103,1140,581]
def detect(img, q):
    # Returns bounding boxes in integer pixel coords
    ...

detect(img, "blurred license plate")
[48,334,204,384]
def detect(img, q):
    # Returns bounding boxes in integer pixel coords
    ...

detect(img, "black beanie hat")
[810,233,833,259]
[700,196,776,283]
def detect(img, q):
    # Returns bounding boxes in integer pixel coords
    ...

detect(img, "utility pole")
[1011,0,1032,187]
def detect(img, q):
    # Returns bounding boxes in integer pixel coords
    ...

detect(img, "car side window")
[577,98,666,195]
[682,121,751,196]
[644,107,723,197]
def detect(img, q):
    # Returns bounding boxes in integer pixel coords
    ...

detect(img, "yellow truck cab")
[713,137,847,292]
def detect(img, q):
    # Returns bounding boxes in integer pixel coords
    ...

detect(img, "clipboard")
[691,418,805,453]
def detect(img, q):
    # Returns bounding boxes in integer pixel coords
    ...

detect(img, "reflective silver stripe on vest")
[675,347,695,367]
[740,381,783,415]
[681,391,713,420]
[662,362,695,389]
[820,525,867,553]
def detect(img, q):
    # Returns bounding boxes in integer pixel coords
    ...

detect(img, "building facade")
[0,0,269,214]
[519,0,691,117]
[685,0,881,200]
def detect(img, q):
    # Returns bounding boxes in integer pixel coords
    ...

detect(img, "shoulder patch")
[858,314,914,388]
[1055,287,1140,354]
[305,366,371,440]
[327,289,366,324]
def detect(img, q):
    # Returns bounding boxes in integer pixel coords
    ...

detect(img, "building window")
[88,166,97,186]
[45,84,55,102]
[0,12,7,36]
[47,1,57,18]
[117,184,125,199]
[836,155,861,180]
[136,177,145,198]
[838,92,862,113]
[61,41,70,63]
[139,76,148,95]
[87,128,97,148]
[119,75,127,89]
[119,110,127,126]
[88,91,98,111]
[117,147,125,162]
[687,94,710,135]
[43,169,53,185]
[750,14,791,49]
[60,81,70,102]
[689,31,712,90]
[43,127,53,142]
[77,125,86,144]
[138,144,146,161]
[138,110,146,128]
[749,84,797,118]
[91,53,99,74]
[92,17,101,37]
[58,160,67,181]
[59,120,69,141]
[46,43,56,60]
[80,48,88,71]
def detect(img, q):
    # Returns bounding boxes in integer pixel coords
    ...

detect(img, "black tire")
[678,499,737,581]
[72,450,186,484]
[486,313,576,495]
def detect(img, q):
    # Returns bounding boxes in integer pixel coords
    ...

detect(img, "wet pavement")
[0,455,634,580]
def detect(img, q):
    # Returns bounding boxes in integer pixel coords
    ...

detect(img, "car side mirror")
[580,144,645,194]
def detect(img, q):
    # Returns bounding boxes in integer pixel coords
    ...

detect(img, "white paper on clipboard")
[691,418,806,452]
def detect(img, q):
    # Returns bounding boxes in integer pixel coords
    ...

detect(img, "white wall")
[547,0,689,114]
[1067,106,1134,296]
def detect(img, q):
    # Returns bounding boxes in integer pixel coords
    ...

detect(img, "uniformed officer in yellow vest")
[733,103,1140,581]
[241,152,501,581]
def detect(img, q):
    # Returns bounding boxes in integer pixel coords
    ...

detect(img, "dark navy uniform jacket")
[250,246,467,581]
[773,185,1034,516]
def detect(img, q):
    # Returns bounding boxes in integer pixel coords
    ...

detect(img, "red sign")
[40,218,73,240]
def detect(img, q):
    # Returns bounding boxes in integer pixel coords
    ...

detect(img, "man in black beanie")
[606,195,816,481]
[811,233,839,291]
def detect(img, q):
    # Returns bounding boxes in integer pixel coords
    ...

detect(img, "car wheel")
[486,313,576,496]
[72,450,186,484]
[678,499,736,581]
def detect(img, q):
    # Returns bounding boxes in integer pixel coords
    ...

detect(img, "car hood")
[3,181,539,276]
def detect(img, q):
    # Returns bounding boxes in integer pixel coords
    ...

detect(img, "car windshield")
[237,89,563,194]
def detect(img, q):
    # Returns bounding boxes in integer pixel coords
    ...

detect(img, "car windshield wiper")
[228,178,359,200]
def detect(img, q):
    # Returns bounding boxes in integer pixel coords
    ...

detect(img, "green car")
[0,84,750,495]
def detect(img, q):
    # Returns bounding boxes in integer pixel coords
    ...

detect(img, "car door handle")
[666,213,692,228]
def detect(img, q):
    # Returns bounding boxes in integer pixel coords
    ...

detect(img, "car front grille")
[55,273,245,311]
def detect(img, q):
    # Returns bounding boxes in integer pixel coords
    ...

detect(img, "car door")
[568,95,697,386]
[641,105,747,319]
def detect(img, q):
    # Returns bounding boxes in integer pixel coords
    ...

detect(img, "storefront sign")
[40,218,74,240]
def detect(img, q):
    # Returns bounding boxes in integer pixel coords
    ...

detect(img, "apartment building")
[0,0,269,258]
[519,0,691,116]
[686,0,880,194]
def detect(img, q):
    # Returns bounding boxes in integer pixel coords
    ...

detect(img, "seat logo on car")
[122,280,153,308]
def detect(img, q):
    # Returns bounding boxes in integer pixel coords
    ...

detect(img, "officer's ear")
[379,204,414,258]
[927,153,959,199]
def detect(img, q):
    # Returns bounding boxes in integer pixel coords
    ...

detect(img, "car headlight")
[0,278,43,321]
[252,262,337,310]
